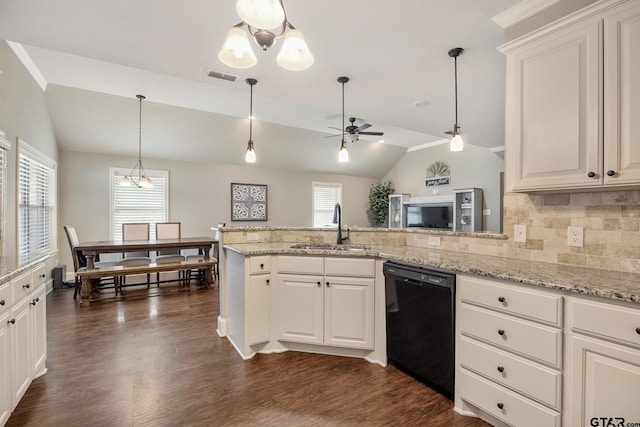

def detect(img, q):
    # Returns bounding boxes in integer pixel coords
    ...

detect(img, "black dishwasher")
[384,261,455,399]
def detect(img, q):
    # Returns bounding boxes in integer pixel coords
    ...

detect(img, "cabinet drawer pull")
[23,283,30,289]
[607,170,616,177]
[497,366,504,373]
[636,327,640,335]
[317,281,321,287]
[498,329,505,336]
[326,281,330,288]
[31,297,40,305]
[498,296,506,303]
[587,171,596,178]
[260,263,264,269]
[40,273,46,278]
[0,300,4,306]
[497,402,504,410]
[8,319,15,325]
[265,279,270,286]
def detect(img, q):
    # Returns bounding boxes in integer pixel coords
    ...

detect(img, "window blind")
[111,168,168,240]
[312,182,342,227]
[18,141,56,262]
[0,133,9,250]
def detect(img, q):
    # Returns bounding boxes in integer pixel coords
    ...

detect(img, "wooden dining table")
[75,236,218,305]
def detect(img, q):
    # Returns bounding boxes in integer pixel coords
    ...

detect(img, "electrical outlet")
[567,226,583,247]
[483,209,491,216]
[428,236,441,246]
[246,232,259,242]
[513,224,526,243]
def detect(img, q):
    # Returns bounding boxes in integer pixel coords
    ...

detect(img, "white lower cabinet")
[566,297,640,427]
[9,297,31,411]
[276,256,374,350]
[247,273,271,346]
[455,274,563,426]
[30,284,47,378]
[0,312,11,426]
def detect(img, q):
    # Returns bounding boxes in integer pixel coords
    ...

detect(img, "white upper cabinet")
[501,0,640,192]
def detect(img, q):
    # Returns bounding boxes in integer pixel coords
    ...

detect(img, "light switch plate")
[428,236,441,246]
[567,226,583,247]
[514,224,526,243]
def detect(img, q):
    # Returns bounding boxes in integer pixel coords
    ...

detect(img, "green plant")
[368,180,394,227]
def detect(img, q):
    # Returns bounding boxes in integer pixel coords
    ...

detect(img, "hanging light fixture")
[218,0,314,71]
[121,95,153,188]
[445,47,464,152]
[245,78,258,163]
[337,76,349,163]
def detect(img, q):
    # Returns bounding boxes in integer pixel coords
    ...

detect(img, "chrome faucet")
[332,203,349,244]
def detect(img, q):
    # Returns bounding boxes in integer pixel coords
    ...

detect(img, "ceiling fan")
[327,76,384,142]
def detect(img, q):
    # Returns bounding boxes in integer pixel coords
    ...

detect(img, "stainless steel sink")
[289,243,372,251]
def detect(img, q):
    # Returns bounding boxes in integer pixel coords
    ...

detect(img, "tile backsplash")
[502,190,640,272]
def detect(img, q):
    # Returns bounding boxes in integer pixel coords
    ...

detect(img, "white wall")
[383,142,504,233]
[58,150,378,269]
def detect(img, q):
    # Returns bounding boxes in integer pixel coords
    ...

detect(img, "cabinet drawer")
[249,256,271,274]
[570,298,640,347]
[32,263,47,286]
[459,369,560,427]
[11,271,33,305]
[0,283,10,315]
[325,257,375,278]
[459,275,563,326]
[459,336,562,410]
[278,256,324,275]
[459,303,562,368]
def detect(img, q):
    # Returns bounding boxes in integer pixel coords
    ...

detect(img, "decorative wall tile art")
[231,183,268,221]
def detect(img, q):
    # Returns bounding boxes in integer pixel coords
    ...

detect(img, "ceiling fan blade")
[356,123,372,132]
[324,134,341,138]
[328,126,344,132]
[444,130,454,136]
[359,131,384,136]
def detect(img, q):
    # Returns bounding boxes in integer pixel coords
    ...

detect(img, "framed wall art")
[231,183,268,221]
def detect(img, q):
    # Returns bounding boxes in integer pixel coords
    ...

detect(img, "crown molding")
[6,41,48,91]
[492,0,564,28]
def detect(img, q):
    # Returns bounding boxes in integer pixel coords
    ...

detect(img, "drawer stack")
[456,274,563,427]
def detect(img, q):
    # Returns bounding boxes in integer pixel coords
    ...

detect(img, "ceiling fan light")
[218,27,257,69]
[245,140,256,163]
[276,29,314,71]
[236,0,285,30]
[450,133,464,152]
[338,140,349,163]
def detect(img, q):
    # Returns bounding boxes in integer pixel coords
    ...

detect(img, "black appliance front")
[384,261,455,399]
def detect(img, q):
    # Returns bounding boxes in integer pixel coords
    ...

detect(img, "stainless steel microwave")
[405,203,453,229]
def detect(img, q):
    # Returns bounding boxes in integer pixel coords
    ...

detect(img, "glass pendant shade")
[120,175,133,187]
[245,140,256,163]
[276,29,314,71]
[338,140,349,163]
[236,0,285,30]
[138,176,153,188]
[450,133,464,152]
[218,27,258,69]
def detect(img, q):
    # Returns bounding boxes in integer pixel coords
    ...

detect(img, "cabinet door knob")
[260,263,264,269]
[8,319,15,325]
[23,283,30,289]
[498,296,506,303]
[607,170,616,177]
[326,281,330,288]
[497,366,505,373]
[587,171,596,178]
[265,279,270,286]
[498,329,505,336]
[0,300,4,306]
[497,402,504,410]
[636,327,640,335]
[40,273,46,278]
[317,281,321,287]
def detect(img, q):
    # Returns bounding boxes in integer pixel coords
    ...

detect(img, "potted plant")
[368,180,394,227]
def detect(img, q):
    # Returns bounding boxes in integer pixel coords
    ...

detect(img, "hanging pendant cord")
[249,83,253,141]
[138,95,143,180]
[454,55,458,127]
[341,81,345,142]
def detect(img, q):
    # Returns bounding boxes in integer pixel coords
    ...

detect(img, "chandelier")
[218,0,314,71]
[120,95,153,188]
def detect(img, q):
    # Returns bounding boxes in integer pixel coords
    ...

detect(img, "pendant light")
[218,0,313,71]
[245,78,257,163]
[446,47,464,152]
[337,76,349,163]
[121,95,153,188]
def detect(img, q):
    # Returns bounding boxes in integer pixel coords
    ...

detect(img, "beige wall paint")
[383,142,505,233]
[58,150,378,270]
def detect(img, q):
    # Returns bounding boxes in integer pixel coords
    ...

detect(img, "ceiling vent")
[206,69,238,82]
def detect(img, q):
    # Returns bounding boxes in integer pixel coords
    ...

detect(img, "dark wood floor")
[8,284,489,427]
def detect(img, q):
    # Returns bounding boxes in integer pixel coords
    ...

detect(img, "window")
[110,168,168,240]
[312,182,342,227]
[0,131,10,255]
[18,139,57,262]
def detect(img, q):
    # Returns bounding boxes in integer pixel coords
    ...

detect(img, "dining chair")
[118,223,151,294]
[63,225,117,299]
[155,222,186,286]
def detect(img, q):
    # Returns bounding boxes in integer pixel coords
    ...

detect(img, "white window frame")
[0,131,11,256]
[110,167,169,240]
[312,182,342,228]
[17,138,57,262]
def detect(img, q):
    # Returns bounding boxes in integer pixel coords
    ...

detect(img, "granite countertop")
[224,243,640,305]
[0,254,54,285]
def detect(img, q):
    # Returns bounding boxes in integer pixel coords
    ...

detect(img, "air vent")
[206,69,238,82]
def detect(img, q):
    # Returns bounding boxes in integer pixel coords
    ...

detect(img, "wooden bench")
[77,259,216,305]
